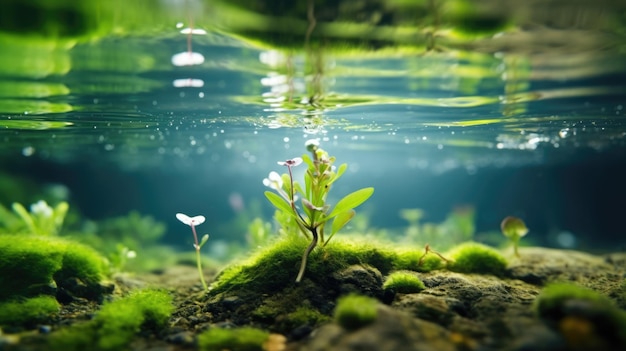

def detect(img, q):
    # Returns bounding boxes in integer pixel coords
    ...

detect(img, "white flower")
[277,157,302,167]
[262,171,283,190]
[31,200,53,218]
[176,213,206,226]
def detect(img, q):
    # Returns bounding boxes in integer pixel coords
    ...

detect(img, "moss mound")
[198,327,270,351]
[446,242,508,276]
[48,289,173,351]
[534,283,626,349]
[210,235,444,295]
[383,271,426,294]
[0,295,60,328]
[334,293,379,331]
[0,234,109,301]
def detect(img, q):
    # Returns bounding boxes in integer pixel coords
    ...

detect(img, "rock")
[331,264,383,298]
[305,304,458,351]
[166,331,195,346]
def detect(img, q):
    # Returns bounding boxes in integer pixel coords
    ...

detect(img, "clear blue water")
[1,2,626,254]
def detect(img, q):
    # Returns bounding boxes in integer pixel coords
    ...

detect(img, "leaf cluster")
[264,145,373,246]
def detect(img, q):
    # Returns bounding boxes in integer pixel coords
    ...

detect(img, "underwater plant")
[176,213,209,291]
[264,139,374,282]
[500,216,528,257]
[11,200,68,236]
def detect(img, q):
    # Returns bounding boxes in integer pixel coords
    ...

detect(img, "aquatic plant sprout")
[176,213,209,290]
[264,140,374,282]
[500,216,529,257]
[11,200,69,236]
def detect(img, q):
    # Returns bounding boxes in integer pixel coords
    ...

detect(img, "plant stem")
[287,165,296,211]
[296,226,318,283]
[196,247,208,291]
[191,224,208,291]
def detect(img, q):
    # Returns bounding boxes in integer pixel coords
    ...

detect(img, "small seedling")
[500,216,528,257]
[263,139,374,282]
[417,243,450,267]
[176,213,209,291]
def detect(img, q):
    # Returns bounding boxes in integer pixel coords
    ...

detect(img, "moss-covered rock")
[198,327,270,351]
[48,289,173,351]
[204,235,447,335]
[0,295,60,328]
[534,283,626,350]
[209,235,443,295]
[0,234,110,301]
[334,293,378,331]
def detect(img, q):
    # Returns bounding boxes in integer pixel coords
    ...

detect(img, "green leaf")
[327,187,374,220]
[326,210,355,244]
[53,201,69,229]
[11,202,36,234]
[328,163,347,186]
[302,153,314,169]
[199,234,209,248]
[264,191,295,217]
[304,171,312,199]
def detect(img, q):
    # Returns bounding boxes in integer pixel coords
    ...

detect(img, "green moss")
[48,289,173,351]
[395,248,445,272]
[446,242,508,276]
[210,236,397,293]
[534,283,626,347]
[0,234,108,301]
[334,293,378,331]
[210,235,446,295]
[198,327,270,351]
[282,306,330,330]
[383,271,426,294]
[0,295,60,327]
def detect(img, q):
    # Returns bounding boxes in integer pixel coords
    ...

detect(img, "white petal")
[176,213,192,225]
[269,171,282,182]
[190,215,206,225]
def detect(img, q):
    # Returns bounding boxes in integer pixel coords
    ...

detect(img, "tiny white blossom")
[176,213,206,226]
[31,200,53,218]
[263,171,283,190]
[277,157,302,167]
